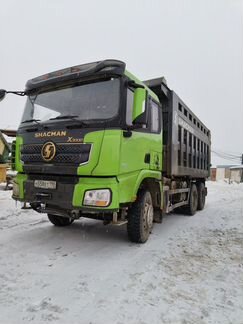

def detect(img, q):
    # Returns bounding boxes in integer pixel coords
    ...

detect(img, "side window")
[150,100,160,133]
[126,88,134,126]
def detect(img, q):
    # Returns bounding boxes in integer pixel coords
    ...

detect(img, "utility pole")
[241,154,243,183]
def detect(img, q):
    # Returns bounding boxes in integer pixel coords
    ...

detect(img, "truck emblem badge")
[41,142,56,162]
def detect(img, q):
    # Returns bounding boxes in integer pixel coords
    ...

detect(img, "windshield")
[21,78,120,124]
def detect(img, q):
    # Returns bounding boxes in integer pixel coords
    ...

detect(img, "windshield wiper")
[22,118,41,124]
[49,115,79,120]
[67,119,109,129]
[66,120,92,129]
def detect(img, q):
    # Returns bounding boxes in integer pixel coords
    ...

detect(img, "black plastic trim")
[25,59,125,91]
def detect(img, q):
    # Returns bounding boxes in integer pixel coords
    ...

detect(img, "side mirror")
[132,88,148,126]
[0,89,6,102]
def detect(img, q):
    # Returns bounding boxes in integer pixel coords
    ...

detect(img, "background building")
[229,166,243,183]
[210,165,243,183]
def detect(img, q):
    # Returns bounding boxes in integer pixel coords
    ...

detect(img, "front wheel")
[47,214,74,227]
[127,190,154,243]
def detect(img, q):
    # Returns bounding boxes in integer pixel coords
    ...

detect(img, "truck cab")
[9,60,163,242]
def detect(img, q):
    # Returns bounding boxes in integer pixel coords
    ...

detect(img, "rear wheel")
[47,214,74,227]
[197,182,206,210]
[184,183,198,216]
[127,190,154,243]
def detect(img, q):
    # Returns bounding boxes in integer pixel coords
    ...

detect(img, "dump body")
[144,78,211,179]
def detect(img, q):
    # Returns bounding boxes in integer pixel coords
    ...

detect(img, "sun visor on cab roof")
[25,59,126,91]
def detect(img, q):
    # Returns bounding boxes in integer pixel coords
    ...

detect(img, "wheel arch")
[133,171,162,209]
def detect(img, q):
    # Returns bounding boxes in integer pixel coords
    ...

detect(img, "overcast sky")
[0,0,242,165]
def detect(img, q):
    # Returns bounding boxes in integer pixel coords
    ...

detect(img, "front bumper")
[13,174,119,211]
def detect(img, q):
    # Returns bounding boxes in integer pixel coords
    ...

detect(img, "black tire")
[184,184,198,216]
[197,182,206,210]
[47,214,74,227]
[153,208,163,223]
[127,190,154,243]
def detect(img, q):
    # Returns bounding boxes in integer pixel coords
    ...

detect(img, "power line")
[212,151,241,159]
[212,154,240,161]
[212,150,241,158]
[212,151,241,163]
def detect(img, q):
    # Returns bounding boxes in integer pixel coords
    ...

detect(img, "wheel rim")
[143,202,153,232]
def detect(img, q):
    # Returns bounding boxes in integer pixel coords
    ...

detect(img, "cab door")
[119,89,163,175]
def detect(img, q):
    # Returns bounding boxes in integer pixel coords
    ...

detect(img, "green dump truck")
[0,60,211,242]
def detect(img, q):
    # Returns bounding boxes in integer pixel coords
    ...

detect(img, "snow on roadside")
[0,181,242,324]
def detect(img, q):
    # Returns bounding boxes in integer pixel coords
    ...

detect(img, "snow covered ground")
[0,181,242,324]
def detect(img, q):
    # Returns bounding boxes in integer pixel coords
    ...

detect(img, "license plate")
[34,180,56,190]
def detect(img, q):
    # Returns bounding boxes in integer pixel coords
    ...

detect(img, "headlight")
[83,189,111,207]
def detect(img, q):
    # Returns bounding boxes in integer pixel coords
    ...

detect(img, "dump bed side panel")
[167,91,211,178]
[144,78,211,179]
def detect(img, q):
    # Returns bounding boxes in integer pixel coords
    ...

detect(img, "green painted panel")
[92,130,121,176]
[117,170,140,203]
[73,176,119,210]
[132,88,146,121]
[125,70,159,102]
[77,130,105,176]
[132,169,161,197]
[15,136,23,172]
[120,131,162,174]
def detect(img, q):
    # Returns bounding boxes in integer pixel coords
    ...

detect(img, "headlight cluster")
[83,189,111,207]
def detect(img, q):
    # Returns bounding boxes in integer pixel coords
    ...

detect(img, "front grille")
[21,143,91,164]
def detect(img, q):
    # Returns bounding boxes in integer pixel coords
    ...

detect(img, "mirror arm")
[6,91,26,97]
[0,89,25,102]
[123,125,135,131]
[127,80,145,89]
[124,123,146,131]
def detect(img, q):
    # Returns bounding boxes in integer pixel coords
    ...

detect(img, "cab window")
[150,100,160,133]
[126,88,134,126]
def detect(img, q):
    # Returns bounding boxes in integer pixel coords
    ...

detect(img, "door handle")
[144,153,150,163]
